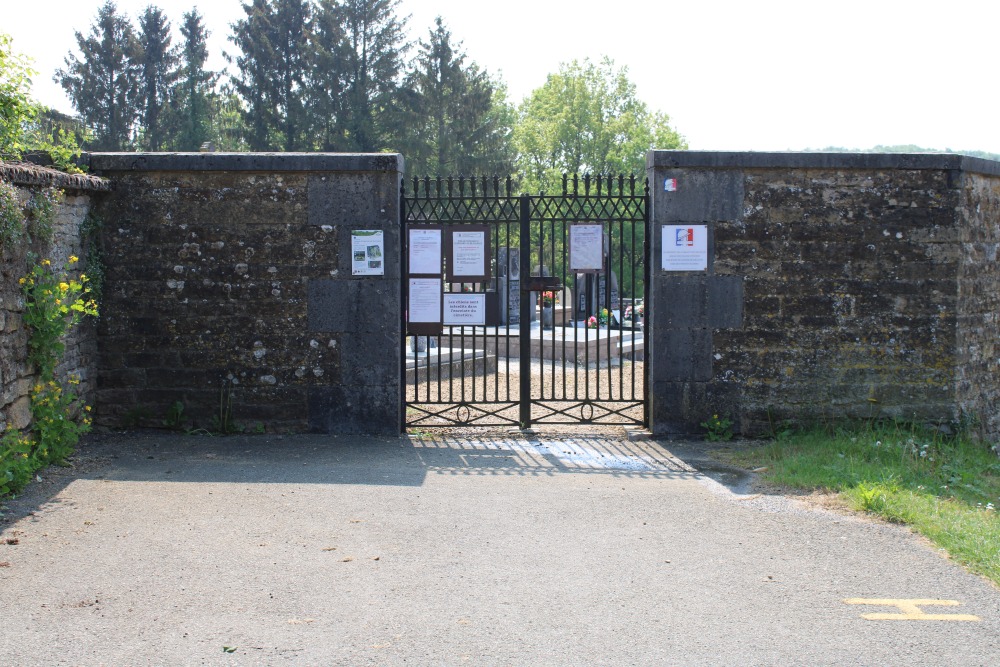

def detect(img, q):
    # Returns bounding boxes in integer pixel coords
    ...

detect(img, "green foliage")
[168,9,220,150]
[30,377,91,465]
[398,17,514,175]
[24,186,59,245]
[136,6,180,151]
[701,413,734,442]
[56,1,142,150]
[0,428,35,497]
[0,33,39,159]
[163,401,185,429]
[723,420,1000,584]
[0,179,25,248]
[21,256,99,380]
[2,256,98,498]
[514,57,686,193]
[229,0,313,151]
[79,212,104,306]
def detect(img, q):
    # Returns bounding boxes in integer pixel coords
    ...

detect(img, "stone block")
[308,384,399,435]
[308,279,398,334]
[653,169,745,223]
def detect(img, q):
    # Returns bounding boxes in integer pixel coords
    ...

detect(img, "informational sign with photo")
[443,293,486,326]
[569,224,604,272]
[662,225,708,271]
[351,230,384,276]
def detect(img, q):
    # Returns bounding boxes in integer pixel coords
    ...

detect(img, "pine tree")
[229,0,312,151]
[307,0,349,150]
[168,9,218,150]
[136,6,179,150]
[338,0,408,151]
[400,17,514,175]
[55,0,141,151]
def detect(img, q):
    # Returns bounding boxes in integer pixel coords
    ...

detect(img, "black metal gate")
[402,175,648,428]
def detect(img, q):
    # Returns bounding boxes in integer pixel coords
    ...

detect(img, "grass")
[716,421,1000,587]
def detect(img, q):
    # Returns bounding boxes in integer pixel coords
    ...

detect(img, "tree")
[0,33,38,159]
[514,57,686,192]
[338,0,408,151]
[229,0,312,151]
[398,17,514,175]
[167,9,219,150]
[136,6,179,150]
[55,0,142,151]
[306,0,350,150]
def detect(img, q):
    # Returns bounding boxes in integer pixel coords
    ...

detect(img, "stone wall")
[90,153,403,435]
[956,173,1000,445]
[647,151,1000,444]
[0,163,108,433]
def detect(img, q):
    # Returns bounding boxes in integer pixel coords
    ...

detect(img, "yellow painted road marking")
[844,598,980,621]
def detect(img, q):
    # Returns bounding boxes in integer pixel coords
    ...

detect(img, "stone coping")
[88,152,404,173]
[647,150,1000,177]
[0,160,111,191]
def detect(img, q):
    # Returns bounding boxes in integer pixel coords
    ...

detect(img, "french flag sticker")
[664,178,678,192]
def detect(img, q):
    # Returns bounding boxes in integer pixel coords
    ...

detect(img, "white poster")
[409,228,442,275]
[570,224,603,272]
[452,230,486,278]
[662,225,708,271]
[351,230,384,276]
[408,278,442,323]
[443,293,486,326]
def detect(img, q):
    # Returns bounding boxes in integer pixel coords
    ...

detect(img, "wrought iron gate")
[402,174,648,428]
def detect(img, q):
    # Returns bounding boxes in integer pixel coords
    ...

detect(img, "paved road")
[1,431,997,666]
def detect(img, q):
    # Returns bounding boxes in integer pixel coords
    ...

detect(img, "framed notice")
[443,293,486,326]
[351,230,384,276]
[570,224,604,273]
[408,226,442,275]
[662,225,708,271]
[446,226,491,282]
[407,278,443,336]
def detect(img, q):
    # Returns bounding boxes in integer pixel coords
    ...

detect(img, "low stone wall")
[89,153,403,434]
[647,151,1000,445]
[0,163,108,433]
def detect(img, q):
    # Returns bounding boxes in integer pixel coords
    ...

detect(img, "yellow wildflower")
[42,259,51,266]
[68,255,79,264]
[59,282,69,291]
[18,277,25,285]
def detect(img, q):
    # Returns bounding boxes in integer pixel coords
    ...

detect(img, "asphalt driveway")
[1,431,997,665]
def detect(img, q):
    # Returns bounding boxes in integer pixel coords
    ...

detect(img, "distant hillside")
[809,145,1000,162]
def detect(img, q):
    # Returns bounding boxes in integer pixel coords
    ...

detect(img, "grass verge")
[715,422,1000,587]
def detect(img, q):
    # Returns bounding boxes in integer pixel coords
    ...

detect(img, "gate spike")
[471,176,478,197]
[629,173,636,196]
[596,174,603,196]
[458,175,466,196]
[584,173,591,196]
[644,177,650,196]
[618,173,625,196]
[447,175,454,196]
[493,175,500,198]
[562,173,569,196]
[505,175,513,197]
[572,173,579,196]
[435,175,442,197]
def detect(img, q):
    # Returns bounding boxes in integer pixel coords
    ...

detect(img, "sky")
[4,0,999,154]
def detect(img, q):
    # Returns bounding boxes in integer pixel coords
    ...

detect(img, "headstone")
[497,248,522,325]
[574,271,620,320]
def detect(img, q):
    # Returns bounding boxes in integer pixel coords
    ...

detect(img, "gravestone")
[574,271,620,320]
[496,247,521,325]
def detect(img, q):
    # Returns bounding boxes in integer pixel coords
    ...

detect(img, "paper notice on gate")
[570,224,604,272]
[409,228,442,275]
[408,278,442,323]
